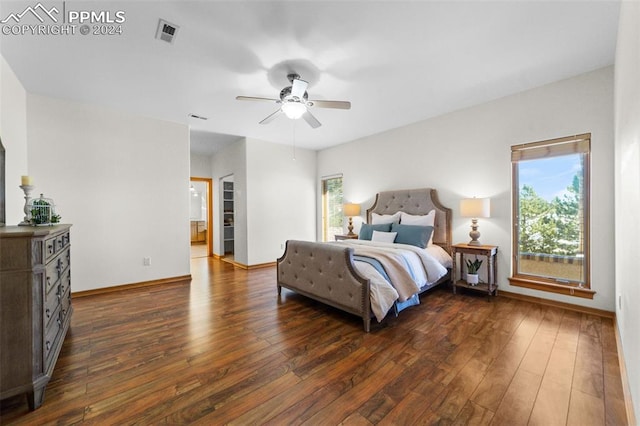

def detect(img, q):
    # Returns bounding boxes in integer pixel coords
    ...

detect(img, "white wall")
[190,153,212,178]
[319,66,615,312]
[26,94,191,291]
[0,56,28,225]
[614,0,640,420]
[211,138,247,263]
[245,138,316,265]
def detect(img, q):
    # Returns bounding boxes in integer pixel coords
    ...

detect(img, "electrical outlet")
[143,257,151,266]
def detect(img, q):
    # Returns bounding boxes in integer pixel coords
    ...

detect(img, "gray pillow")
[390,224,434,248]
[359,223,392,240]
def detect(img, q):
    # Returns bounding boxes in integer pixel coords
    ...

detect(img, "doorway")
[189,177,212,258]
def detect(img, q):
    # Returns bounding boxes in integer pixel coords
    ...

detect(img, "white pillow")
[371,230,397,243]
[371,212,401,225]
[400,209,435,226]
[400,210,436,245]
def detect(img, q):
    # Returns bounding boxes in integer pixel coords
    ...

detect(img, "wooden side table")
[452,243,498,298]
[335,234,359,241]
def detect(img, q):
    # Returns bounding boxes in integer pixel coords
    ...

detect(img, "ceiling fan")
[236,73,351,129]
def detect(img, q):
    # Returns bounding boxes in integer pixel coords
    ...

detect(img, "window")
[321,175,343,242]
[510,134,594,298]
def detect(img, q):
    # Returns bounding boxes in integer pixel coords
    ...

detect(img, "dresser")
[0,224,72,410]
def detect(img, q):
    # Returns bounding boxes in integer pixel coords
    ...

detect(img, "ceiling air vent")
[189,113,208,121]
[155,19,179,44]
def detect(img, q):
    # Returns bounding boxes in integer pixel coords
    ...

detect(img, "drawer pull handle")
[47,244,54,254]
[46,341,51,351]
[46,308,51,318]
[57,318,62,326]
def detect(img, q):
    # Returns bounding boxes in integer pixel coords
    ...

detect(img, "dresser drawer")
[44,232,70,262]
[44,247,70,292]
[58,268,69,300]
[45,258,61,293]
[55,247,69,277]
[43,305,62,364]
[44,284,60,330]
[60,231,70,248]
[44,236,58,263]
[60,284,71,323]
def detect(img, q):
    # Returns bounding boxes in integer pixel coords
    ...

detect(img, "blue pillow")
[390,224,434,248]
[359,223,392,240]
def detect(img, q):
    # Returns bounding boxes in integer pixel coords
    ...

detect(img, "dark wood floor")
[0,257,628,425]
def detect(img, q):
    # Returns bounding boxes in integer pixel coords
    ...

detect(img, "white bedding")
[336,239,450,322]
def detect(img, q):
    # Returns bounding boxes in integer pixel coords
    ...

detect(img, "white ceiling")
[1,1,621,154]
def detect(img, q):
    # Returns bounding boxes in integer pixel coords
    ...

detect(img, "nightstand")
[335,234,359,241]
[452,243,498,298]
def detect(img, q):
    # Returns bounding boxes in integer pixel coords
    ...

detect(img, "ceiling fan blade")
[259,109,282,125]
[309,100,351,110]
[302,110,321,129]
[236,96,280,103]
[291,78,309,100]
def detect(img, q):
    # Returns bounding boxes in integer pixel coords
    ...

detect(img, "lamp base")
[468,218,481,246]
[347,217,355,236]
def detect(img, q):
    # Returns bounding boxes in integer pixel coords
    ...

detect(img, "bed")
[276,188,452,331]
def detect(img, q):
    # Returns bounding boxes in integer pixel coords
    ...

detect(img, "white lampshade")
[281,101,306,119]
[343,203,361,216]
[460,198,490,218]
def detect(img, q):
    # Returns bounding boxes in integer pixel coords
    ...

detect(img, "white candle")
[21,175,33,186]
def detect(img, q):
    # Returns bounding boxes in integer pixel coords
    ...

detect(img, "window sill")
[509,276,595,299]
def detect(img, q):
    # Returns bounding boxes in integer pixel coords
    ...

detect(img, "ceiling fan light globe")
[281,102,306,119]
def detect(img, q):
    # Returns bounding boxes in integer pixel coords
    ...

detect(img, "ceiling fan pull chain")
[292,120,297,161]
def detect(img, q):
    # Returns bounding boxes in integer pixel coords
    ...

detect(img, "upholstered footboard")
[277,240,372,332]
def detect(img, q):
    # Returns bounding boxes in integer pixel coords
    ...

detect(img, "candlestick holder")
[18,184,35,226]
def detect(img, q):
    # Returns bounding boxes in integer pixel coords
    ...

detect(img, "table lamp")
[343,203,361,236]
[460,197,490,246]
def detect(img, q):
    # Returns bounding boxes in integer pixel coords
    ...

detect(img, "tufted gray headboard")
[366,188,452,254]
